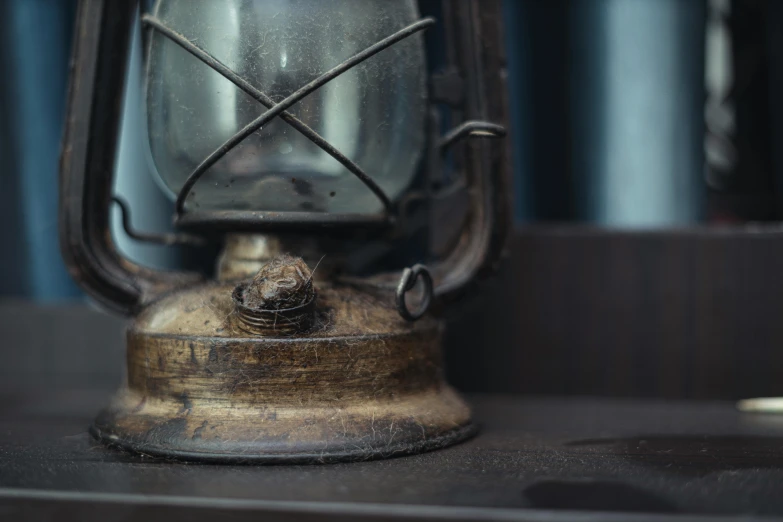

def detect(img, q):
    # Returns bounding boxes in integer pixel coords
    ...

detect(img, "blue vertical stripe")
[10,0,80,299]
[504,0,705,226]
[572,0,705,226]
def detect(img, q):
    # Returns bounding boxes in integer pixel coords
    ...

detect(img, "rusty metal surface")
[426,0,512,302]
[4,375,783,520]
[231,283,317,335]
[58,0,503,462]
[92,282,473,463]
[59,0,201,316]
[216,234,284,281]
[59,0,510,317]
[360,0,513,311]
[9,302,783,517]
[231,254,317,335]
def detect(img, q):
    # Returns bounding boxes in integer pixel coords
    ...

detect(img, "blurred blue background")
[0,0,78,300]
[1,0,776,301]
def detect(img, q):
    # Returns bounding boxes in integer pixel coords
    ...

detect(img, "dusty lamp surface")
[147,0,427,214]
[60,0,510,463]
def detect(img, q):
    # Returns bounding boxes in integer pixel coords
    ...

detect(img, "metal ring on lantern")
[396,264,434,322]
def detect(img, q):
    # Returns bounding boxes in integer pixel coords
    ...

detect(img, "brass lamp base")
[91,282,475,463]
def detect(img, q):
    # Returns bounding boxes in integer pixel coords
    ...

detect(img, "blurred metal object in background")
[706,0,778,222]
[766,0,783,218]
[704,0,737,196]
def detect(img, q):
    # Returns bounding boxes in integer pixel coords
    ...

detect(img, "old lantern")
[60,0,510,463]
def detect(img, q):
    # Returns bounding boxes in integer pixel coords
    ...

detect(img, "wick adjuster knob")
[232,255,316,335]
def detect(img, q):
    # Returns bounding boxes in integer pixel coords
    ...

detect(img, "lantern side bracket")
[60,0,203,316]
[425,0,512,307]
[111,197,206,246]
[438,121,507,152]
[346,0,512,319]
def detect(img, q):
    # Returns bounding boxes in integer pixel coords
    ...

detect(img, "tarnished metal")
[438,121,507,151]
[396,264,434,322]
[174,209,393,232]
[60,0,510,464]
[59,0,201,316]
[111,197,206,247]
[407,0,513,308]
[232,283,317,336]
[231,255,317,335]
[357,0,514,313]
[60,0,510,316]
[216,234,284,282]
[216,234,332,283]
[91,281,474,463]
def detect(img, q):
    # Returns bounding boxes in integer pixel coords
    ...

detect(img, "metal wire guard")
[142,14,435,223]
[142,10,509,322]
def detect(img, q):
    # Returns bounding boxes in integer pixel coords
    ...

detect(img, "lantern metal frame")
[59,0,511,465]
[60,0,512,318]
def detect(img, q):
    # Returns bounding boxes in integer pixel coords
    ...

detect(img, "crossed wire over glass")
[141,14,435,218]
[136,12,507,322]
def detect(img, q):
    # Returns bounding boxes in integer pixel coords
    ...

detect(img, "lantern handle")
[60,0,201,316]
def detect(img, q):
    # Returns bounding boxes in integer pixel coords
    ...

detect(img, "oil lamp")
[60,0,510,463]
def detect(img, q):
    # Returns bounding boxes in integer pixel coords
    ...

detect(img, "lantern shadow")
[523,480,678,513]
[564,435,783,478]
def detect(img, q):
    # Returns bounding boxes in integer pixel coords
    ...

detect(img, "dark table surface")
[2,302,783,521]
